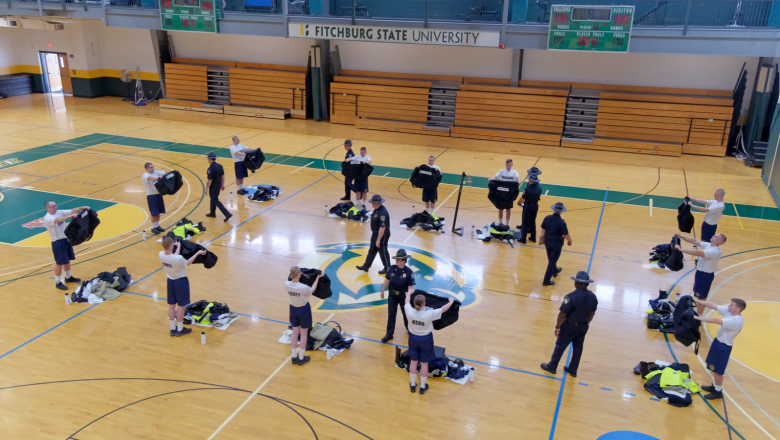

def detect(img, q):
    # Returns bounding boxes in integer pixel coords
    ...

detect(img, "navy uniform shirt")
[541,213,568,247]
[386,265,415,293]
[345,149,355,160]
[371,205,389,234]
[206,162,225,189]
[560,288,598,324]
[523,183,542,205]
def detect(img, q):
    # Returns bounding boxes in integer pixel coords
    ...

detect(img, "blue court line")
[602,387,612,391]
[650,398,661,402]
[0,304,99,360]
[579,383,588,386]
[267,208,592,256]
[0,170,46,178]
[547,187,608,440]
[548,347,572,440]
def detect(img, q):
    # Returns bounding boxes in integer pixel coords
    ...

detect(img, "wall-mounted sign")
[161,0,218,34]
[288,23,500,47]
[547,5,634,52]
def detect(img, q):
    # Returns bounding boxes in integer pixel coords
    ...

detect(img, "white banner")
[288,23,500,47]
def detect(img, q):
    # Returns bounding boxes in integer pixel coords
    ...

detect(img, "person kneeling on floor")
[159,236,206,337]
[404,289,454,395]
[286,266,323,366]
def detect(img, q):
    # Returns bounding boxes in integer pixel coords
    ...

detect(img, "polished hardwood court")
[0,94,778,440]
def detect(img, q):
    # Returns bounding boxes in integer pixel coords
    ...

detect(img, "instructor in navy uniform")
[341,139,355,201]
[379,249,415,343]
[517,173,542,244]
[205,152,233,222]
[540,202,572,286]
[357,194,391,275]
[540,271,598,378]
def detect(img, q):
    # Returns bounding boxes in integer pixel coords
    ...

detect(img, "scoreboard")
[547,5,634,52]
[161,0,218,33]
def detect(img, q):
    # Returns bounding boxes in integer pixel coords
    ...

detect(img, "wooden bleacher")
[595,90,733,157]
[228,62,307,119]
[330,72,433,132]
[162,63,208,103]
[452,84,567,145]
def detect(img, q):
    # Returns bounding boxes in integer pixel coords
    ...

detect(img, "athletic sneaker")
[152,226,165,234]
[170,330,177,337]
[236,189,248,195]
[56,282,68,291]
[291,357,299,365]
[410,383,417,393]
[700,384,716,393]
[704,390,723,400]
[64,276,82,284]
[296,356,311,366]
[175,327,193,336]
[419,384,429,395]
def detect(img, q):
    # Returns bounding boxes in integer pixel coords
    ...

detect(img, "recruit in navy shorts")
[422,188,438,203]
[693,270,715,299]
[352,177,369,193]
[167,277,191,306]
[289,303,313,328]
[51,238,75,265]
[701,222,718,243]
[146,194,166,217]
[408,333,436,362]
[705,338,732,375]
[234,161,249,179]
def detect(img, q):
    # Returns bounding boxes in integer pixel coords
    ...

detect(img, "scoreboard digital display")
[547,5,634,52]
[161,0,218,34]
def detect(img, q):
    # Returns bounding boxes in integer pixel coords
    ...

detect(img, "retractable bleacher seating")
[159,63,212,112]
[228,62,307,119]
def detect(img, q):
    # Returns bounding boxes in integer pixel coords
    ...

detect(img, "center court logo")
[309,243,481,312]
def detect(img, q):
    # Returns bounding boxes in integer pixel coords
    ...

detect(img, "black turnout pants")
[544,242,562,283]
[520,203,538,241]
[386,290,408,335]
[547,321,589,375]
[363,231,391,269]
[209,186,230,217]
[344,178,352,199]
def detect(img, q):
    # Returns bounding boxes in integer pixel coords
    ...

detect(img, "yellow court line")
[721,175,745,230]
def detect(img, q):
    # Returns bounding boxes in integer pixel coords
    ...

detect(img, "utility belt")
[390,289,405,296]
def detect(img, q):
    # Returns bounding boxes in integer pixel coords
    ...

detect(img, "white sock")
[298,348,304,358]
[170,320,176,330]
[421,376,427,387]
[292,348,298,359]
[177,321,183,331]
[152,221,159,228]
[715,384,723,392]
[410,372,417,386]
[237,183,243,190]
[55,275,63,284]
[64,270,71,278]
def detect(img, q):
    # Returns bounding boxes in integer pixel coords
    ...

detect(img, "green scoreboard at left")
[548,5,634,52]
[161,0,218,33]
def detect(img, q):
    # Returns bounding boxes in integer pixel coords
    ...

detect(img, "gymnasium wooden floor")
[1,93,779,440]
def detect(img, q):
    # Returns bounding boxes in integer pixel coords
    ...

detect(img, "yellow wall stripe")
[0,65,159,81]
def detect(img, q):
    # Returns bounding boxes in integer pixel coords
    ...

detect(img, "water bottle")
[325,204,329,215]
[326,349,332,360]
[471,225,475,236]
[412,205,416,215]
[142,230,146,240]
[64,293,71,305]
[229,192,234,202]
[201,332,206,345]
[469,369,475,382]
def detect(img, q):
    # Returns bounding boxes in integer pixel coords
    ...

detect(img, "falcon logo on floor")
[307,243,481,312]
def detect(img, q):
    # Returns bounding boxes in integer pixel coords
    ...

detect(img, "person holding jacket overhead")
[404,289,454,395]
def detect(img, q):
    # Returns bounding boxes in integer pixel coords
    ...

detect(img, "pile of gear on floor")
[71,267,131,304]
[163,218,206,241]
[329,201,370,222]
[400,210,446,233]
[633,360,701,407]
[645,291,702,354]
[245,184,281,202]
[184,300,239,329]
[279,321,355,358]
[394,346,475,385]
[648,235,684,271]
[475,222,519,247]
